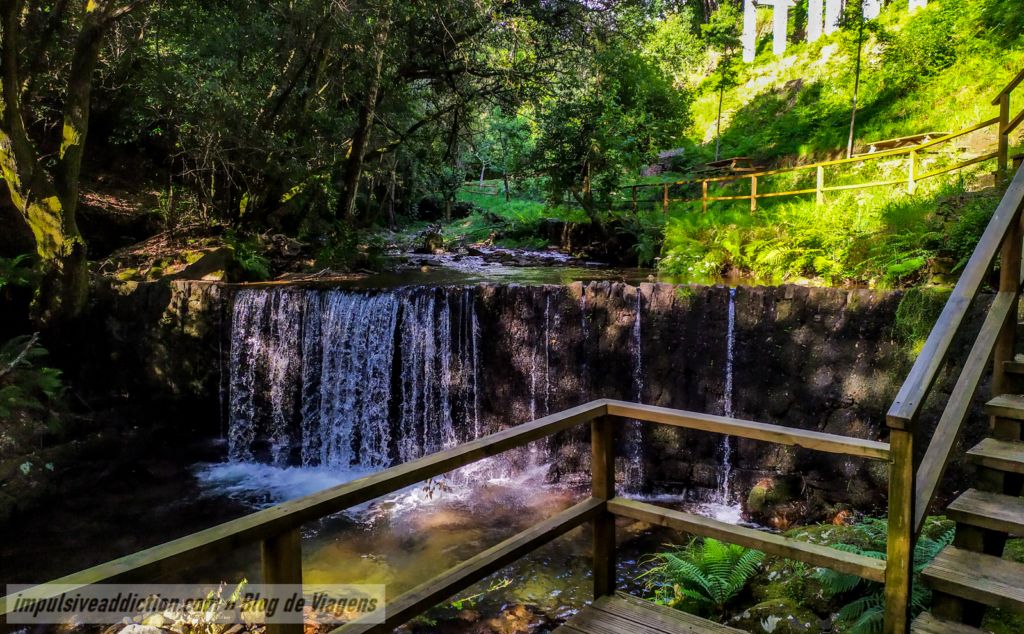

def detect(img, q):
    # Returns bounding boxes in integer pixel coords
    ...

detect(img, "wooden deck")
[554,593,745,634]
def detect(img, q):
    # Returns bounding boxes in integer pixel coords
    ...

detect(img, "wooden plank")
[913,291,1016,530]
[1000,95,1011,177]
[922,546,1024,611]
[752,187,818,198]
[821,179,905,193]
[591,416,617,599]
[917,151,1000,181]
[0,400,608,616]
[606,498,886,582]
[1003,360,1024,375]
[333,498,603,634]
[887,164,1024,430]
[992,68,1024,105]
[559,606,675,634]
[1005,107,1024,136]
[604,400,890,460]
[985,393,1024,420]
[967,437,1024,474]
[911,612,990,634]
[947,488,1024,534]
[587,593,744,634]
[883,428,915,634]
[261,529,304,634]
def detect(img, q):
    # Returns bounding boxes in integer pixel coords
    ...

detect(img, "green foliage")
[535,39,691,217]
[816,517,955,634]
[658,176,994,287]
[640,538,765,620]
[223,231,271,280]
[894,286,952,353]
[0,336,63,422]
[0,255,36,291]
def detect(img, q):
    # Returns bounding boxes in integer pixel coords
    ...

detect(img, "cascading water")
[700,286,742,523]
[623,288,646,490]
[226,287,481,473]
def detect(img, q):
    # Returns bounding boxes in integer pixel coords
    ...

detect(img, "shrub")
[816,517,954,634]
[639,538,765,620]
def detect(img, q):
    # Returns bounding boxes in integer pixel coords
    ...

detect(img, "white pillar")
[909,0,927,10]
[863,0,882,19]
[742,0,758,63]
[807,0,824,42]
[773,0,789,56]
[824,0,842,34]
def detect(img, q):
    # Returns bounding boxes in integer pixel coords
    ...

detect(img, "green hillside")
[458,0,1024,288]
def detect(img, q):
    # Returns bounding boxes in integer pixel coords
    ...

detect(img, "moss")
[728,598,821,633]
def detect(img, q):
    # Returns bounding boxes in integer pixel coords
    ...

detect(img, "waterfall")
[227,287,481,472]
[623,288,645,490]
[718,287,737,504]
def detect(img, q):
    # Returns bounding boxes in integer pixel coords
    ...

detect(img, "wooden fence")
[0,399,890,634]
[618,68,1024,216]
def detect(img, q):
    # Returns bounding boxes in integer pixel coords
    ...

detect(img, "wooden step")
[911,612,990,634]
[947,488,1024,534]
[554,592,746,633]
[984,394,1024,419]
[967,438,1024,474]
[1003,359,1024,375]
[922,546,1024,612]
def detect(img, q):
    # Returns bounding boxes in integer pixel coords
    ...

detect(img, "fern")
[816,517,955,633]
[0,335,63,420]
[639,538,764,620]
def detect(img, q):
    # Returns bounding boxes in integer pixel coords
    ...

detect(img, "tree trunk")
[846,17,864,159]
[0,0,118,329]
[338,5,392,220]
[503,173,510,201]
[715,81,725,161]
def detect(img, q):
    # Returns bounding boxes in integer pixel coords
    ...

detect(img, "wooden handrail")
[992,67,1024,105]
[623,117,1001,193]
[912,291,1017,531]
[1,396,895,625]
[0,400,606,614]
[605,400,890,459]
[333,498,604,634]
[886,165,1024,430]
[608,498,887,582]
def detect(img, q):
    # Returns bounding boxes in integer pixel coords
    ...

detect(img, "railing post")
[999,93,1011,182]
[662,183,668,215]
[701,180,708,213]
[633,185,639,213]
[993,205,1024,407]
[816,165,825,206]
[591,415,616,599]
[262,528,304,634]
[750,175,758,213]
[908,151,917,195]
[883,426,914,634]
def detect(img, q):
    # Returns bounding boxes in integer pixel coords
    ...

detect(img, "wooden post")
[633,186,638,213]
[701,180,708,213]
[750,176,758,213]
[591,416,616,599]
[662,183,669,215]
[994,207,1023,397]
[816,165,825,206]
[883,428,914,634]
[999,93,1011,182]
[908,151,917,195]
[262,528,304,634]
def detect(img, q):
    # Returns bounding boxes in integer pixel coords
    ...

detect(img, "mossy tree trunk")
[0,0,137,330]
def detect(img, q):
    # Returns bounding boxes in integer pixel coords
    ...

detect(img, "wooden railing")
[0,399,891,634]
[880,157,1024,633]
[618,68,1024,216]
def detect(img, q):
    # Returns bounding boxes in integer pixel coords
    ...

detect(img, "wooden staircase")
[909,369,1024,632]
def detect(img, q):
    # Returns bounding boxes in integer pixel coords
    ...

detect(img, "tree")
[701,3,742,162]
[535,42,690,221]
[0,0,142,329]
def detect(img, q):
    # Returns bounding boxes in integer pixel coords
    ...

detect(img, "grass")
[689,0,1024,165]
[658,171,1002,287]
[450,188,588,248]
